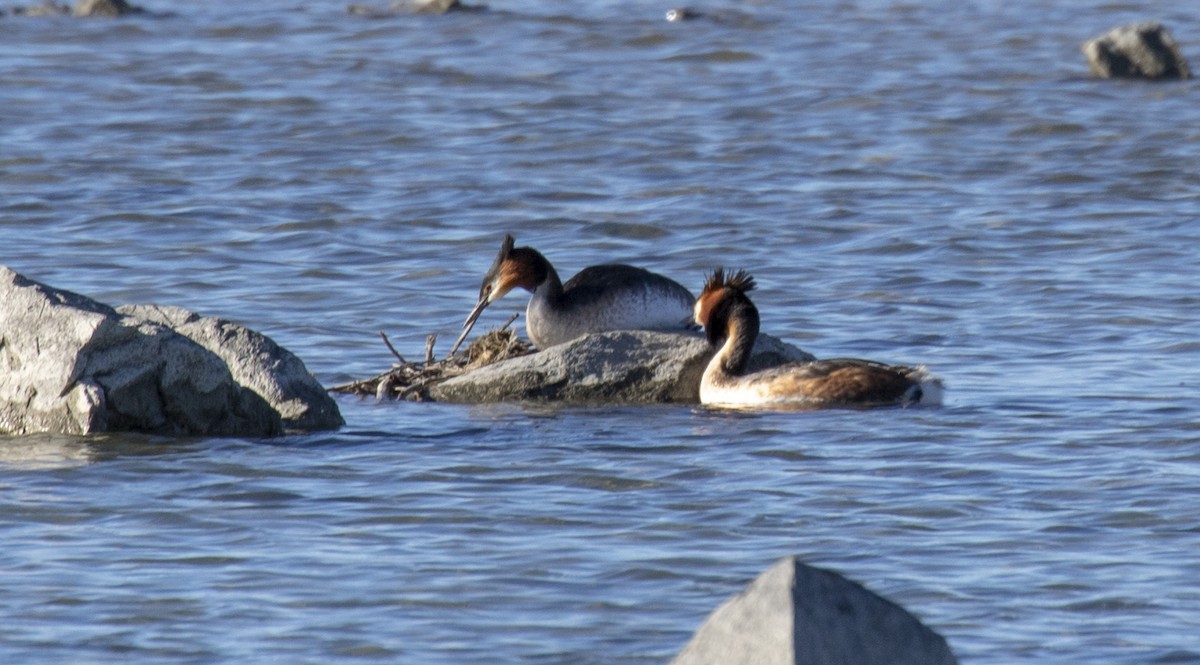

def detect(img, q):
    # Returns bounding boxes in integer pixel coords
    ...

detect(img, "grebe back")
[452,234,695,352]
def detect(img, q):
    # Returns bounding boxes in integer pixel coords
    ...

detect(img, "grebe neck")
[710,296,759,377]
[511,247,563,299]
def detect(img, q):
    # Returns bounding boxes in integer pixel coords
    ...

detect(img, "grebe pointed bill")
[693,267,943,409]
[450,234,696,355]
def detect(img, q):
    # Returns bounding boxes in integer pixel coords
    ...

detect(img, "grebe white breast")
[453,234,696,351]
[693,268,943,408]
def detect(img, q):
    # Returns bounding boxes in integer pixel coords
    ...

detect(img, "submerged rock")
[1082,22,1191,80]
[0,266,342,437]
[670,556,959,665]
[429,329,813,405]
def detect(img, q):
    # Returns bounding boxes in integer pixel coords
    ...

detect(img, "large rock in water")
[0,266,342,437]
[429,330,813,405]
[670,556,958,665]
[1082,22,1191,80]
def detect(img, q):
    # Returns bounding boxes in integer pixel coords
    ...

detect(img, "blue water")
[2,1,1199,663]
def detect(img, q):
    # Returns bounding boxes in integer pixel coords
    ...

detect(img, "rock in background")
[73,0,142,15]
[430,329,813,405]
[1083,22,1191,80]
[0,266,342,437]
[347,0,483,17]
[9,0,144,16]
[670,556,958,665]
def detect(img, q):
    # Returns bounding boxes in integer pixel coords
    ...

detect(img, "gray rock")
[0,266,342,437]
[665,8,705,22]
[670,556,958,665]
[73,0,143,15]
[1082,22,1191,80]
[118,304,344,433]
[12,1,70,15]
[403,0,459,13]
[348,0,482,16]
[429,330,813,405]
[11,0,143,16]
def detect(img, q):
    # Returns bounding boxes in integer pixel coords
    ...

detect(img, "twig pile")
[328,314,533,401]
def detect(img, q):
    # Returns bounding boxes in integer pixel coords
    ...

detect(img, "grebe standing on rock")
[451,234,696,353]
[693,268,943,409]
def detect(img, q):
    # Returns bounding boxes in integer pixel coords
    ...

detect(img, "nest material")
[329,322,533,401]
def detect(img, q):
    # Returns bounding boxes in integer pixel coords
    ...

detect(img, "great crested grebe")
[452,234,696,352]
[693,268,943,408]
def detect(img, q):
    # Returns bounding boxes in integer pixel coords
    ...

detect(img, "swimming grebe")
[693,268,943,408]
[452,234,696,352]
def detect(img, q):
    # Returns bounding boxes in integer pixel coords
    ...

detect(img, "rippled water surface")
[2,1,1199,663]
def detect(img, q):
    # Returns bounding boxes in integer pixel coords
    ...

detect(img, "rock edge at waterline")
[0,266,343,437]
[429,329,814,405]
[670,555,959,665]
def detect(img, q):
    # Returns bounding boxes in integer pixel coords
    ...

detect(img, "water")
[2,1,1199,662]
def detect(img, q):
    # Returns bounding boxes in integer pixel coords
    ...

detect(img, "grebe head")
[454,234,549,354]
[694,267,757,346]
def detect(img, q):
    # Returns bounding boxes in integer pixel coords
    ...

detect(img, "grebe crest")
[701,266,756,295]
[694,267,943,409]
[694,267,758,349]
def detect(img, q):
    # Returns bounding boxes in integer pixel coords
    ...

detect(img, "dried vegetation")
[328,316,533,401]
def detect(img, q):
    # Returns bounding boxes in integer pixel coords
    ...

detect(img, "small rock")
[11,0,144,16]
[1082,22,1191,80]
[349,0,483,16]
[665,7,704,22]
[73,0,142,15]
[429,330,813,405]
[670,556,959,665]
[403,0,458,13]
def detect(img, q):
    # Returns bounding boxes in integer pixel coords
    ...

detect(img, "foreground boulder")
[0,266,342,437]
[429,329,813,405]
[1083,22,1191,80]
[671,556,958,665]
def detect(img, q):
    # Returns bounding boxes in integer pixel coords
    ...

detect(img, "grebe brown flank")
[693,268,943,408]
[451,234,696,353]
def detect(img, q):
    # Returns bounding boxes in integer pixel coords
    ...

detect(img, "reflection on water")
[0,433,204,470]
[0,434,97,470]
